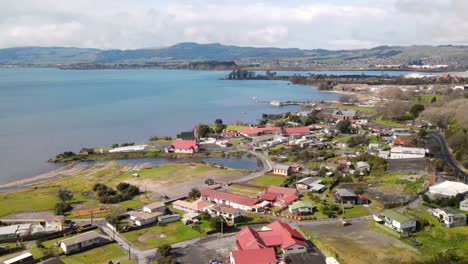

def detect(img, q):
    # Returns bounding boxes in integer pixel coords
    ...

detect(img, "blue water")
[0,68,418,184]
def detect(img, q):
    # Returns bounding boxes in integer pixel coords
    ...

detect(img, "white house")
[60,231,110,254]
[461,200,468,211]
[130,211,164,226]
[356,161,370,171]
[209,205,243,222]
[172,199,213,214]
[294,177,325,193]
[389,146,426,159]
[378,210,416,233]
[430,207,467,227]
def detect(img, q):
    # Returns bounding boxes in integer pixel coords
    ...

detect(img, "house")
[230,248,277,264]
[60,231,110,254]
[200,189,264,212]
[176,131,197,140]
[108,145,147,153]
[334,188,357,204]
[172,199,213,214]
[221,130,238,138]
[3,253,34,264]
[284,126,310,136]
[288,201,314,215]
[332,110,356,121]
[430,207,466,227]
[157,214,180,224]
[428,181,468,198]
[209,205,243,222]
[45,215,65,232]
[238,126,281,137]
[273,165,290,176]
[378,150,390,159]
[274,194,299,207]
[165,139,200,154]
[356,194,369,205]
[294,177,325,192]
[266,186,297,198]
[0,224,32,241]
[389,146,426,159]
[356,161,370,172]
[233,221,308,256]
[130,211,164,226]
[378,210,416,233]
[393,136,414,147]
[461,200,468,211]
[143,202,166,213]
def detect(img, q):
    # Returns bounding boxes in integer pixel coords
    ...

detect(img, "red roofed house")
[165,139,200,154]
[200,189,264,212]
[230,248,276,264]
[221,130,239,138]
[266,186,297,198]
[274,194,299,207]
[238,126,281,137]
[233,220,308,259]
[284,126,310,136]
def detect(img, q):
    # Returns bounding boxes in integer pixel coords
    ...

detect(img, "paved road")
[233,150,273,183]
[429,132,467,181]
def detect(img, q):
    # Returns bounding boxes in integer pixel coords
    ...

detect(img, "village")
[0,83,467,264]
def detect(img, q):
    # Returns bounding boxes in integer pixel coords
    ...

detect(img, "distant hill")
[1,42,468,68]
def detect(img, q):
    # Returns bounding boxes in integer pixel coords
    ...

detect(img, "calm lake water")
[0,68,426,184]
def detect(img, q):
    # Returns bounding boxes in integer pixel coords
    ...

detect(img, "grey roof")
[275,164,290,170]
[334,110,356,117]
[295,177,321,186]
[158,214,180,220]
[61,231,107,247]
[356,161,370,169]
[440,207,465,216]
[0,224,31,236]
[38,258,65,264]
[335,188,357,197]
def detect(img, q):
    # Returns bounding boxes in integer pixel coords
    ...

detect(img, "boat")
[270,101,283,107]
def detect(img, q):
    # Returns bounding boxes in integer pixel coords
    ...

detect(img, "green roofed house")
[288,201,314,215]
[379,209,416,233]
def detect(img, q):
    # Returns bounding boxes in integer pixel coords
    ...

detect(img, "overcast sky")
[1,0,468,50]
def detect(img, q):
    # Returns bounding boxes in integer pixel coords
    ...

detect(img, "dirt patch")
[0,211,54,220]
[301,220,419,264]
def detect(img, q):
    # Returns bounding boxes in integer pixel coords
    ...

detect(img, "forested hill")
[1,42,468,68]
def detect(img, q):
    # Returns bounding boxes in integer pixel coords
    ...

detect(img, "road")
[429,132,467,181]
[233,150,273,183]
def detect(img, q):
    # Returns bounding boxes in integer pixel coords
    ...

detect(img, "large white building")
[60,231,110,254]
[389,146,427,159]
[428,181,468,197]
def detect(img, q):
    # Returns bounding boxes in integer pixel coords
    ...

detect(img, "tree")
[336,120,352,134]
[209,216,227,232]
[214,119,223,125]
[197,124,211,138]
[54,203,72,215]
[431,96,437,103]
[410,104,425,118]
[58,188,74,203]
[188,188,201,200]
[156,244,174,264]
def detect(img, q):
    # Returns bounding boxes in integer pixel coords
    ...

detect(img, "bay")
[0,68,424,184]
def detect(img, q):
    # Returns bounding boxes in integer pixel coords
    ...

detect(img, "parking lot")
[173,234,236,264]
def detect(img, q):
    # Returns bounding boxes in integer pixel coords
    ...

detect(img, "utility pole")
[128,244,131,260]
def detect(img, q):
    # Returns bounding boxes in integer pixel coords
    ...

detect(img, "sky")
[1,0,468,50]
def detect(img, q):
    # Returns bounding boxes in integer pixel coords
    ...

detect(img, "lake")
[0,68,422,184]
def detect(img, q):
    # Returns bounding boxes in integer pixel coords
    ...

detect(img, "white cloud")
[0,0,467,49]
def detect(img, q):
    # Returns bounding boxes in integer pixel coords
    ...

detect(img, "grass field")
[60,243,126,264]
[374,117,410,128]
[412,94,443,104]
[0,187,60,217]
[248,175,285,187]
[226,184,264,197]
[208,124,248,131]
[403,209,468,259]
[122,221,211,250]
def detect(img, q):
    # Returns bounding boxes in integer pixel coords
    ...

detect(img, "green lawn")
[60,243,126,264]
[226,184,264,197]
[341,205,371,218]
[122,221,212,250]
[374,117,410,128]
[0,187,60,217]
[411,94,443,104]
[209,124,248,131]
[248,175,285,187]
[403,209,468,258]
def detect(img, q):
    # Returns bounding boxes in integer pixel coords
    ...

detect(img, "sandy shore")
[0,162,88,189]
